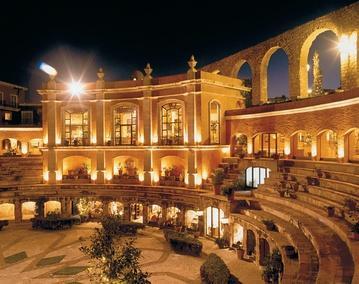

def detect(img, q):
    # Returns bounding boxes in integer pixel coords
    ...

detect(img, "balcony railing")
[63,138,90,146]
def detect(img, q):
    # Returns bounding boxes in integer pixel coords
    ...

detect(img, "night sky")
[0,0,356,101]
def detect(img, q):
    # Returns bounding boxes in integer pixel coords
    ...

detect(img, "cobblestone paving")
[0,223,263,284]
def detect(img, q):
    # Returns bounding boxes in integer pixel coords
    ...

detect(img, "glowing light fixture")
[306,64,310,71]
[39,62,57,77]
[337,32,357,56]
[68,81,84,96]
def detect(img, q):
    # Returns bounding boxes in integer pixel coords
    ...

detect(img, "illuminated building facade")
[0,3,358,283]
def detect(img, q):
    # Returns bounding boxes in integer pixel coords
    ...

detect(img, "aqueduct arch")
[203,2,359,105]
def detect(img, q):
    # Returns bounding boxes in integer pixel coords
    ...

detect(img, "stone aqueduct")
[202,2,359,105]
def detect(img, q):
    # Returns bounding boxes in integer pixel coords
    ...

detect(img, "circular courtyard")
[0,222,263,284]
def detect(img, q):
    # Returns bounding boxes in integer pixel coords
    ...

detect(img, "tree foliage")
[80,216,150,283]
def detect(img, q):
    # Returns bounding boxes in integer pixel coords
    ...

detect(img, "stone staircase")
[210,157,359,283]
[0,156,43,186]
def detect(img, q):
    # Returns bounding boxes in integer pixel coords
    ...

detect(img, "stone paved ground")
[0,223,263,284]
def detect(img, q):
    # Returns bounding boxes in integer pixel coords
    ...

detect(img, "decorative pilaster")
[96,68,105,146]
[14,199,22,223]
[142,204,148,224]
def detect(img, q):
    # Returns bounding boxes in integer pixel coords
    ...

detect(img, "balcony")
[62,169,91,183]
[63,138,90,146]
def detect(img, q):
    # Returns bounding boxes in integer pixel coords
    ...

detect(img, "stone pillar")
[102,200,110,216]
[48,149,57,184]
[161,204,167,224]
[251,63,267,105]
[186,56,197,145]
[340,31,359,90]
[96,68,105,146]
[255,231,261,266]
[187,150,197,188]
[124,203,130,222]
[143,150,153,186]
[96,151,105,184]
[180,206,186,227]
[242,226,248,254]
[142,204,148,224]
[65,198,72,216]
[288,48,306,100]
[143,63,153,145]
[14,200,22,223]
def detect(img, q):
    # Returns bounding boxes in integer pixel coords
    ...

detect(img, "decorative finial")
[187,55,197,72]
[97,67,105,81]
[144,63,153,78]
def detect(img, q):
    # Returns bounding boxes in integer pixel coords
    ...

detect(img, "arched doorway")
[318,130,338,160]
[247,229,256,256]
[185,210,202,231]
[22,201,36,220]
[231,134,247,157]
[44,201,61,217]
[62,156,91,182]
[259,238,270,266]
[237,62,253,107]
[109,201,124,217]
[166,206,180,225]
[233,223,244,244]
[205,207,225,238]
[346,129,359,163]
[253,133,284,158]
[307,31,340,96]
[245,167,270,188]
[0,203,14,220]
[148,204,162,225]
[291,131,312,159]
[130,203,143,223]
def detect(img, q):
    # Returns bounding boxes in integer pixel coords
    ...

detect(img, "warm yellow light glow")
[43,171,49,182]
[338,32,357,56]
[91,172,97,181]
[337,138,345,158]
[195,133,202,143]
[21,142,28,155]
[152,135,158,144]
[91,136,97,144]
[284,142,290,155]
[68,81,84,96]
[202,170,208,180]
[44,136,48,145]
[306,64,310,71]
[139,172,144,182]
[55,171,62,181]
[311,144,317,157]
[106,172,112,181]
[185,174,189,185]
[221,147,230,154]
[247,142,253,154]
[56,137,61,145]
[184,132,188,144]
[139,134,144,144]
[195,174,202,186]
[153,172,159,183]
[308,88,312,94]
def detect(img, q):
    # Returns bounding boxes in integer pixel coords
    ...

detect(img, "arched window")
[161,103,183,145]
[64,110,89,146]
[114,105,137,145]
[246,167,270,188]
[209,101,220,144]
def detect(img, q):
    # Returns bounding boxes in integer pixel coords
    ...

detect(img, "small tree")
[80,216,150,283]
[262,249,283,284]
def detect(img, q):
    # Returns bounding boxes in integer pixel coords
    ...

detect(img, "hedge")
[200,253,230,284]
[31,217,77,230]
[0,220,9,231]
[101,216,145,236]
[163,229,202,256]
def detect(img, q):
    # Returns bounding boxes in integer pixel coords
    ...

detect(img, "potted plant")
[350,222,359,240]
[118,163,123,176]
[263,220,276,231]
[314,167,323,178]
[215,237,229,249]
[221,185,234,200]
[232,241,244,259]
[262,249,283,284]
[324,171,331,179]
[327,206,335,217]
[344,198,357,212]
[73,138,79,146]
[212,168,225,195]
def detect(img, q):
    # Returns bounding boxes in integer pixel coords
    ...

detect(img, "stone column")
[242,225,248,255]
[187,149,197,188]
[123,203,130,222]
[142,204,148,224]
[96,68,105,146]
[251,63,267,105]
[180,206,186,227]
[340,31,359,90]
[96,151,105,184]
[143,150,153,186]
[102,200,110,216]
[186,56,197,145]
[14,199,22,223]
[255,231,261,266]
[47,89,58,184]
[288,48,306,100]
[161,204,167,224]
[65,198,72,216]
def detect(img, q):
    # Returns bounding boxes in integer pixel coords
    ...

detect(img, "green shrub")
[213,168,225,185]
[163,229,202,256]
[215,237,230,249]
[31,217,75,230]
[101,215,145,236]
[200,253,230,284]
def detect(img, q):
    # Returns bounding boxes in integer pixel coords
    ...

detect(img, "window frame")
[63,110,89,146]
[209,100,221,144]
[113,104,138,146]
[21,111,34,124]
[160,102,184,145]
